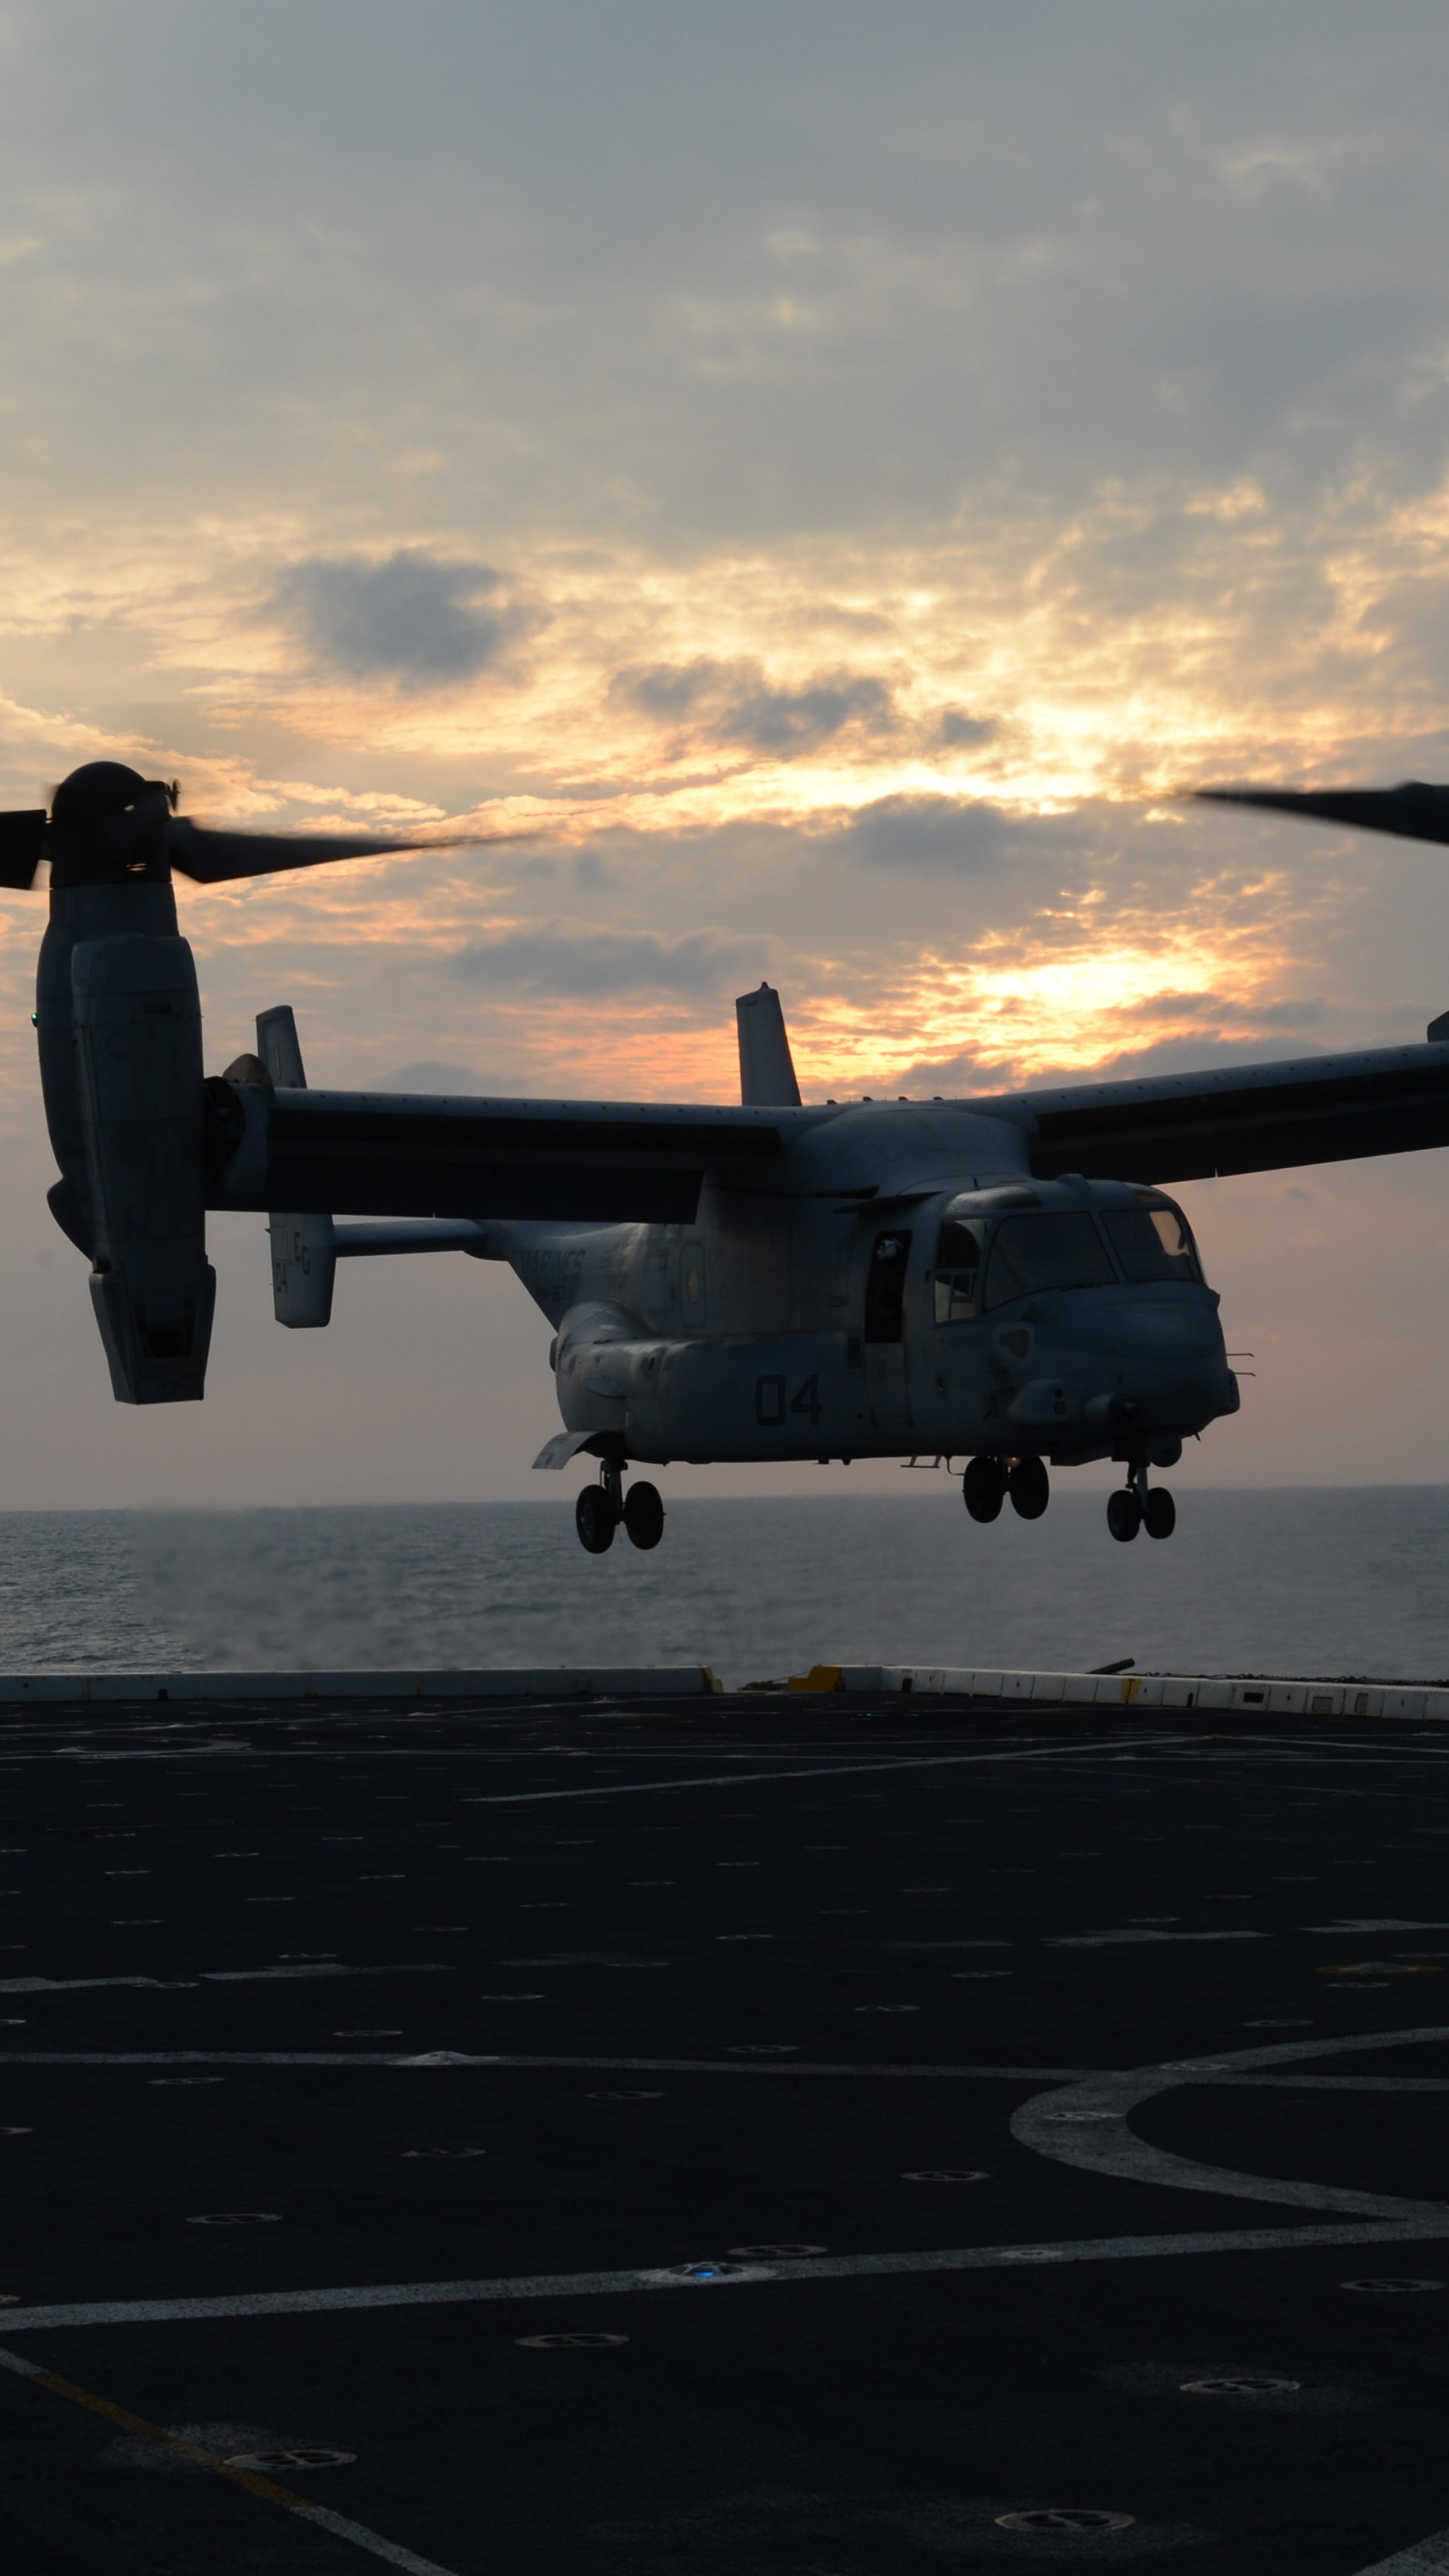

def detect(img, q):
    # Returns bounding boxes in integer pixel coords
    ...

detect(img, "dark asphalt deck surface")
[0,1693,1447,2575]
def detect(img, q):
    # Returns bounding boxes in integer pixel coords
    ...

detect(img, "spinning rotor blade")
[0,810,49,890]
[1197,782,1449,847]
[0,759,536,892]
[166,818,444,883]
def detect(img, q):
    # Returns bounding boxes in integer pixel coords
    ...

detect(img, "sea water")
[0,1488,1446,1684]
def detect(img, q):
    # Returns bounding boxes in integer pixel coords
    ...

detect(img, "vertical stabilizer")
[736,981,802,1108]
[256,1004,307,1091]
[257,1005,337,1328]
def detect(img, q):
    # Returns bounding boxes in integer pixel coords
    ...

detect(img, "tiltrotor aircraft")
[4,762,1448,1550]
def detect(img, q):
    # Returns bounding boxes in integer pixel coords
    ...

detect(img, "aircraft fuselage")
[508,1103,1238,1472]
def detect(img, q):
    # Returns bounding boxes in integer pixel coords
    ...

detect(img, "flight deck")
[0,1688,1446,2574]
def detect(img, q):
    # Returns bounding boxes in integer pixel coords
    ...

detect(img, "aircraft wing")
[996,1042,1449,1186]
[207,1087,792,1223]
[206,1044,1449,1220]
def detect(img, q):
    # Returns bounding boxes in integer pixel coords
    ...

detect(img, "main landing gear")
[575,1456,665,1554]
[963,1455,1050,1523]
[964,1452,1177,1542]
[1107,1462,1175,1544]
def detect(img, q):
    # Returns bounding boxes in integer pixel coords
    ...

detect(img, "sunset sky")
[3,1,1449,1505]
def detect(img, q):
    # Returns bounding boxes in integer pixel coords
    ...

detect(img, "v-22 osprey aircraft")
[5,762,1449,1551]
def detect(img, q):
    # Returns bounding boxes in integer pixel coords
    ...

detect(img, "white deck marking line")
[0,1965,447,1996]
[0,1731,1119,1772]
[1014,2023,1449,2220]
[1352,2532,1449,2573]
[0,2051,1095,2076]
[1116,1748,1449,1772]
[285,2504,462,2573]
[0,1734,1037,1762]
[0,2345,462,2575]
[5,2216,1449,2334]
[1307,1920,1449,1934]
[19,1729,1443,1773]
[1247,1733,1449,1758]
[458,1735,1189,1805]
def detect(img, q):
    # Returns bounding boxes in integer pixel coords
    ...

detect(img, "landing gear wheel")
[623,1481,665,1550]
[1106,1487,1142,1543]
[1142,1486,1176,1540]
[1008,1455,1050,1521]
[963,1456,1006,1523]
[576,1485,616,1554]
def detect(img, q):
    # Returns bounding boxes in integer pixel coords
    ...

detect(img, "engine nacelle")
[68,931,215,1403]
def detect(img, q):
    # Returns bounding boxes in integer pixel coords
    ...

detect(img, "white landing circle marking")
[1012,2023,1449,2220]
[996,2508,1135,2532]
[1351,2523,1449,2571]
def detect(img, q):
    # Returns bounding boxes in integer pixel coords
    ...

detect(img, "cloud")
[612,657,896,756]
[270,549,539,688]
[451,923,751,998]
[841,794,1013,871]
[375,1059,485,1093]
[936,709,998,749]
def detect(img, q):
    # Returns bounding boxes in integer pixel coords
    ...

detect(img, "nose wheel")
[575,1460,665,1554]
[576,1485,616,1553]
[1107,1465,1175,1542]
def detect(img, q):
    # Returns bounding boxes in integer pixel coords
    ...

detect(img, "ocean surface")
[1,1488,1448,1684]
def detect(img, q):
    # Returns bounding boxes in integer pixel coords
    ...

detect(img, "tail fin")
[256,1003,307,1091]
[256,1006,337,1328]
[735,981,802,1108]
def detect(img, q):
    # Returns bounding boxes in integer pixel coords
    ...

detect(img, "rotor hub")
[48,763,176,890]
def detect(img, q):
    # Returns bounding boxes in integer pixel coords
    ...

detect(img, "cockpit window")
[932,1216,985,1324]
[982,1212,1116,1309]
[1102,1201,1201,1283]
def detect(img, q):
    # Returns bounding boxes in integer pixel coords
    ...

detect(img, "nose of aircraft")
[1103,1296,1223,1363]
[1097,1292,1235,1427]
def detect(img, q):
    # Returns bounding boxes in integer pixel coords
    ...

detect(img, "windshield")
[932,1215,986,1324]
[1102,1200,1201,1284]
[982,1212,1116,1309]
